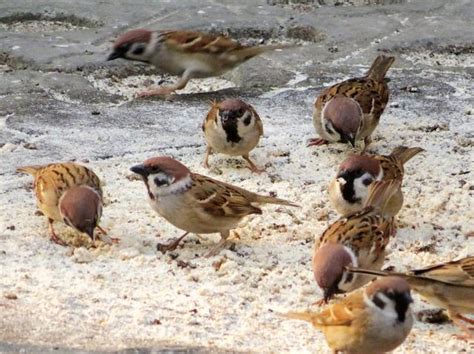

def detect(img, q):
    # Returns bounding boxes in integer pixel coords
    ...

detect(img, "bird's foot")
[307,138,328,147]
[136,86,176,98]
[157,232,189,254]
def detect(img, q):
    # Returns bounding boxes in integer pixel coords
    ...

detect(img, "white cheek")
[321,103,341,140]
[338,246,359,292]
[237,113,254,134]
[149,174,192,197]
[353,172,375,200]
[147,173,173,196]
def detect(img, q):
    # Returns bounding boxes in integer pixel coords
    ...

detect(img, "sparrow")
[313,179,401,303]
[130,156,297,257]
[284,276,414,353]
[17,162,111,246]
[348,256,474,338]
[309,55,395,151]
[107,28,294,97]
[329,146,424,217]
[202,98,264,172]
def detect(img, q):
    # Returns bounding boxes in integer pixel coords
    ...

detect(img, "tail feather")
[282,311,318,324]
[366,55,395,82]
[363,179,401,213]
[16,165,45,176]
[390,146,424,165]
[346,267,393,278]
[256,195,299,208]
[236,43,297,60]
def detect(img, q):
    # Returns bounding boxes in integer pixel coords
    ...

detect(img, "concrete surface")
[0,0,473,353]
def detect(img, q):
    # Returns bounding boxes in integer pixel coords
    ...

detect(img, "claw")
[307,138,328,147]
[156,232,189,254]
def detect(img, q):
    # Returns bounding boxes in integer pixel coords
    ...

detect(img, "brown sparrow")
[107,28,294,97]
[285,276,414,353]
[17,163,110,246]
[329,146,424,217]
[130,156,297,257]
[313,180,401,303]
[309,55,395,151]
[348,256,474,338]
[202,98,264,172]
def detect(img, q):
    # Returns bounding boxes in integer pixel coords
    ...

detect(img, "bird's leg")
[137,70,192,97]
[205,230,234,258]
[312,298,327,307]
[362,135,372,153]
[307,138,328,147]
[156,232,189,254]
[242,154,265,173]
[96,225,120,244]
[457,314,474,325]
[203,146,212,169]
[48,219,67,246]
[449,311,474,340]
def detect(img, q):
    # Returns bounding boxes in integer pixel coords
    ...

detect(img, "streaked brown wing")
[190,174,262,218]
[412,257,474,286]
[161,30,243,54]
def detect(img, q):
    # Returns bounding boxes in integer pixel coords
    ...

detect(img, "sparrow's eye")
[132,44,146,55]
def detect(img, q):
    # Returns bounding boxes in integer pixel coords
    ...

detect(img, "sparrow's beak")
[336,170,349,182]
[347,134,356,147]
[220,111,232,123]
[107,51,121,61]
[130,164,148,177]
[85,224,95,240]
[322,284,338,303]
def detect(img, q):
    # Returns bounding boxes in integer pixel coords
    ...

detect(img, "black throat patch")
[340,169,365,203]
[223,120,241,143]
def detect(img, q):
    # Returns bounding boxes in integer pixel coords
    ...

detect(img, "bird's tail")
[390,146,424,165]
[363,179,401,213]
[256,194,299,207]
[346,267,436,295]
[281,311,318,324]
[346,267,393,278]
[16,165,44,176]
[236,43,297,60]
[366,55,395,82]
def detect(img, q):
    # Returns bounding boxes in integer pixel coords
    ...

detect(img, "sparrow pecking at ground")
[313,179,401,303]
[329,146,424,217]
[17,162,111,246]
[284,276,414,353]
[202,98,264,172]
[348,256,474,339]
[309,55,395,151]
[107,28,295,97]
[130,156,297,257]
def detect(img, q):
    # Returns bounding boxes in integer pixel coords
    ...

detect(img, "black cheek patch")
[372,294,386,310]
[154,176,169,187]
[243,116,251,126]
[362,177,373,186]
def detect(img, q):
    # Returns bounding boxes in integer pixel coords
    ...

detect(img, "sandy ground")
[1,0,473,353]
[1,65,473,353]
